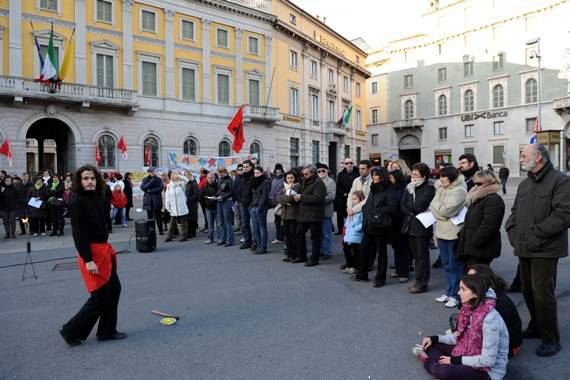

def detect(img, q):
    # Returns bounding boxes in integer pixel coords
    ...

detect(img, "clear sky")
[293,0,425,49]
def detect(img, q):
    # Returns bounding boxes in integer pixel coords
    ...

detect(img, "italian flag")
[41,24,58,83]
[337,105,353,127]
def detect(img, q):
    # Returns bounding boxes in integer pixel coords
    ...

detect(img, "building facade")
[366,0,570,176]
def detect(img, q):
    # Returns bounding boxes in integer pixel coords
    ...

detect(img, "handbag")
[47,197,64,207]
[400,214,412,235]
[273,203,283,217]
[369,210,393,230]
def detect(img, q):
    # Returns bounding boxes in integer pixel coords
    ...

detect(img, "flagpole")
[263,66,276,116]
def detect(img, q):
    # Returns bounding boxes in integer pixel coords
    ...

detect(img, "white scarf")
[406,178,426,201]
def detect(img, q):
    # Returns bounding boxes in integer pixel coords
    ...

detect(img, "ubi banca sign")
[461,111,508,122]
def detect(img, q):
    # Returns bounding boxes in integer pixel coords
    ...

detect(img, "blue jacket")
[344,212,363,244]
[140,175,163,211]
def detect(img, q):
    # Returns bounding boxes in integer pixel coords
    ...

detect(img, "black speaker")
[135,219,157,253]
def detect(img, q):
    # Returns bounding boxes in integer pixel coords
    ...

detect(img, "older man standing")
[506,144,570,357]
[347,160,372,219]
[317,163,336,260]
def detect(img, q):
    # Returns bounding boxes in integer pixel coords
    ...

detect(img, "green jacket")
[505,162,570,258]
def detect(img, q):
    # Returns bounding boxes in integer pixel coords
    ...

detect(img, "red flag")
[95,142,101,166]
[144,144,151,166]
[117,136,128,159]
[534,117,540,133]
[226,106,244,154]
[0,139,12,167]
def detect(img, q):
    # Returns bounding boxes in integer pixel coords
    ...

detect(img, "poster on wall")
[167,152,258,172]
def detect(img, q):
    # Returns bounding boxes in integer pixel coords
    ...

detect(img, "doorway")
[328,142,337,178]
[398,134,421,168]
[25,118,76,175]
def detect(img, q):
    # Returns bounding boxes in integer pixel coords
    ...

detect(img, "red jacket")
[111,190,127,208]
[198,176,208,190]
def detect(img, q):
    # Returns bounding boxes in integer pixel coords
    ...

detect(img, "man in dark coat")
[506,144,570,357]
[498,165,510,195]
[238,160,254,249]
[1,176,19,239]
[294,165,326,267]
[458,153,479,192]
[184,171,200,238]
[335,157,358,235]
[123,172,134,221]
[140,168,164,235]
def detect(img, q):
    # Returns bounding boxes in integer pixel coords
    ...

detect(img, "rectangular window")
[404,74,413,89]
[40,0,58,11]
[289,14,297,25]
[328,68,334,84]
[493,121,504,136]
[289,50,297,69]
[526,117,537,133]
[343,76,349,91]
[217,73,230,104]
[463,59,473,77]
[356,147,362,163]
[96,0,113,23]
[141,61,157,96]
[328,100,335,121]
[439,127,448,140]
[181,20,195,40]
[464,147,475,155]
[464,124,473,138]
[371,81,378,94]
[216,28,229,48]
[355,82,361,97]
[310,60,317,78]
[371,109,378,124]
[248,36,259,55]
[493,53,504,71]
[356,110,362,129]
[141,10,156,32]
[311,94,319,120]
[312,140,320,164]
[181,68,196,101]
[248,79,260,106]
[290,138,299,168]
[289,88,298,115]
[493,145,505,164]
[438,68,447,82]
[96,54,113,87]
[371,134,379,146]
[344,145,350,158]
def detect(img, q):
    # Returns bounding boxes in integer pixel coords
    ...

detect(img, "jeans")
[320,217,333,255]
[205,209,216,241]
[112,208,126,225]
[439,239,464,301]
[250,207,268,252]
[240,204,252,245]
[216,199,234,245]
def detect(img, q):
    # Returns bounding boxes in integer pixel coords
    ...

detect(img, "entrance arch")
[25,118,77,174]
[398,134,421,167]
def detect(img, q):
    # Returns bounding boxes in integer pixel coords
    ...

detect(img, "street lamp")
[526,37,542,132]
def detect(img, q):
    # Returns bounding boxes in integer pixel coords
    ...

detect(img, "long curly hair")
[72,164,106,198]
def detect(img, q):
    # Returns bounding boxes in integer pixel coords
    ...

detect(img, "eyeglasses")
[345,162,354,165]
[474,182,484,186]
[317,169,327,173]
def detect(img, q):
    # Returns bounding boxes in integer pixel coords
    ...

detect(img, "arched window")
[492,84,504,108]
[464,90,474,112]
[404,99,414,120]
[97,134,116,169]
[525,78,537,103]
[183,137,198,156]
[250,141,261,157]
[438,94,447,116]
[143,136,159,167]
[218,140,231,157]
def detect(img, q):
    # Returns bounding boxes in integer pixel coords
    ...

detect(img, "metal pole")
[537,38,542,132]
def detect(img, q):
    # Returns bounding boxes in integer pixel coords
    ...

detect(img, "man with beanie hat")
[317,163,336,260]
[269,163,285,243]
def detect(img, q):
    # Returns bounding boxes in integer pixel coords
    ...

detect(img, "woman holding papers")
[401,163,436,294]
[430,166,468,308]
[27,176,48,236]
[456,170,505,267]
[278,170,302,262]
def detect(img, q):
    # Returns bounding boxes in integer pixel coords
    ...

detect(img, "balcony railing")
[243,104,281,124]
[0,76,138,113]
[392,118,425,130]
[325,121,347,135]
[227,0,266,10]
[553,96,570,114]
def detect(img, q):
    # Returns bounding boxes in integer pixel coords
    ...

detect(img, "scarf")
[406,178,425,201]
[452,297,496,367]
[51,180,59,191]
[466,183,500,205]
[35,183,43,190]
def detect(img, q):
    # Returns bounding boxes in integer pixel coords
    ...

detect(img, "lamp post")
[526,37,542,132]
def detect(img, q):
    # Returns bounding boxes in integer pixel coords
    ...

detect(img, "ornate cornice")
[133,34,165,46]
[23,13,75,29]
[211,50,235,60]
[86,25,123,38]
[244,57,264,65]
[174,43,202,53]
[191,0,276,24]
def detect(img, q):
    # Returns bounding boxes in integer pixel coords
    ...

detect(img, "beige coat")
[347,175,371,213]
[430,175,467,240]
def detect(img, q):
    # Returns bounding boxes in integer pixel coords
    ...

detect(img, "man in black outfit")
[294,165,326,267]
[334,157,358,235]
[59,164,126,347]
[238,160,254,249]
[140,168,165,235]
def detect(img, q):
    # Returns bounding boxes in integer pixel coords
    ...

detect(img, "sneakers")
[444,298,459,308]
[411,346,428,363]
[271,239,283,244]
[342,267,356,274]
[122,224,128,227]
[205,239,213,244]
[435,294,449,303]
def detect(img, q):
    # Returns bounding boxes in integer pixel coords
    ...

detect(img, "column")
[8,0,22,77]
[202,19,212,102]
[122,0,134,89]
[235,28,243,104]
[164,8,175,98]
[74,0,87,83]
[264,35,273,107]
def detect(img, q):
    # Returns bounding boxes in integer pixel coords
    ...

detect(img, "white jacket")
[165,177,189,216]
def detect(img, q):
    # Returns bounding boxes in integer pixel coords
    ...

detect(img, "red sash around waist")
[77,242,117,293]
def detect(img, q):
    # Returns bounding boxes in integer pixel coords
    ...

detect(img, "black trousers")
[30,217,46,234]
[49,206,65,233]
[146,209,163,234]
[336,202,348,233]
[62,263,121,340]
[283,219,297,259]
[295,222,321,262]
[274,214,284,241]
[520,257,560,344]
[343,242,359,268]
[359,233,388,282]
[390,229,410,278]
[199,199,208,229]
[408,236,430,290]
[2,210,16,237]
[463,256,493,271]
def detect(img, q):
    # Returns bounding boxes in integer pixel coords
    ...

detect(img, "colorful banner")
[167,152,258,172]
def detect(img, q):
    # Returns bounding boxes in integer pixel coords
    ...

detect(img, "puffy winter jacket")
[430,175,467,240]
[165,177,189,217]
[344,212,363,244]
